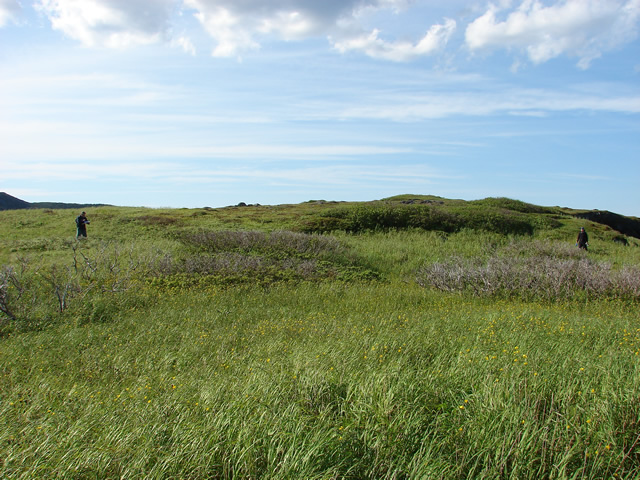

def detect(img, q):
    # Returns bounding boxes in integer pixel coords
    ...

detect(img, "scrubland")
[1,197,639,479]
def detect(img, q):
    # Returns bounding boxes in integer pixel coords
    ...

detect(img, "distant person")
[576,227,588,250]
[76,211,90,238]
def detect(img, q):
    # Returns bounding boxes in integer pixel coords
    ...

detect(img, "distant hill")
[0,192,110,211]
[0,192,31,210]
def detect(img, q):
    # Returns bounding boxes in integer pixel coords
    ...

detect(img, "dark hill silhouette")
[0,192,31,210]
[0,192,109,211]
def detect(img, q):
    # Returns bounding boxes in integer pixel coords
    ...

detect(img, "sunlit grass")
[2,282,638,478]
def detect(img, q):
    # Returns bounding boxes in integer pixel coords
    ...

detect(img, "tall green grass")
[1,284,638,478]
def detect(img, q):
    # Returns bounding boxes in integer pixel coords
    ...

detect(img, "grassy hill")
[1,196,639,479]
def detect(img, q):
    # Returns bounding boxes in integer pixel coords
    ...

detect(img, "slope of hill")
[573,209,640,240]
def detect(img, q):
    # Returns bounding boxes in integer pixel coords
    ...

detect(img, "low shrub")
[452,210,535,235]
[178,229,348,261]
[136,215,180,226]
[153,230,381,288]
[345,204,460,233]
[416,254,640,302]
[0,243,153,333]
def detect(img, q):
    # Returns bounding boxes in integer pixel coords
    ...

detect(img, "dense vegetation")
[300,198,559,235]
[1,196,639,479]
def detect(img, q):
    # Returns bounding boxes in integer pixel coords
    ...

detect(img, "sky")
[1,0,639,215]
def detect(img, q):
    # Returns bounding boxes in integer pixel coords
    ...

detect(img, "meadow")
[1,197,639,479]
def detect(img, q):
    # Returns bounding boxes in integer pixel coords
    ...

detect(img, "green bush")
[452,209,535,235]
[302,203,540,235]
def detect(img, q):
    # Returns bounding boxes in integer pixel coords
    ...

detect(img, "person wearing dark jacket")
[576,227,588,250]
[76,211,89,238]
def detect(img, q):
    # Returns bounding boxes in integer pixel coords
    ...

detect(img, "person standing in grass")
[577,227,588,250]
[76,211,90,239]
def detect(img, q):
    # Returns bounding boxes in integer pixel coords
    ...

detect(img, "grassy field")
[1,197,639,479]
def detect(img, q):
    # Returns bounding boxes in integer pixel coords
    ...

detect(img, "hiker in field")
[76,211,90,239]
[576,227,588,250]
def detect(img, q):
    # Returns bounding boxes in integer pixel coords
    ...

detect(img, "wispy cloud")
[335,87,640,121]
[552,172,614,182]
[171,35,196,55]
[0,159,183,180]
[1,157,449,193]
[141,163,452,189]
[0,135,416,161]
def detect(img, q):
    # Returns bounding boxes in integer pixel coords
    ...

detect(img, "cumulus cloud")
[0,0,21,27]
[465,0,640,68]
[26,0,640,65]
[331,18,456,61]
[182,0,396,57]
[185,0,456,60]
[35,0,175,47]
[31,0,448,60]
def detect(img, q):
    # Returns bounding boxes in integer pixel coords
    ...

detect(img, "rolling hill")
[1,191,638,240]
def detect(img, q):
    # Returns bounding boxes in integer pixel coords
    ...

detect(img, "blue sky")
[1,0,639,215]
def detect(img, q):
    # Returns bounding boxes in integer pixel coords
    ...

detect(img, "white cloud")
[0,0,21,27]
[172,35,196,55]
[465,0,640,68]
[183,0,456,60]
[185,2,260,57]
[27,0,640,65]
[182,0,360,57]
[35,0,175,47]
[331,18,456,61]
